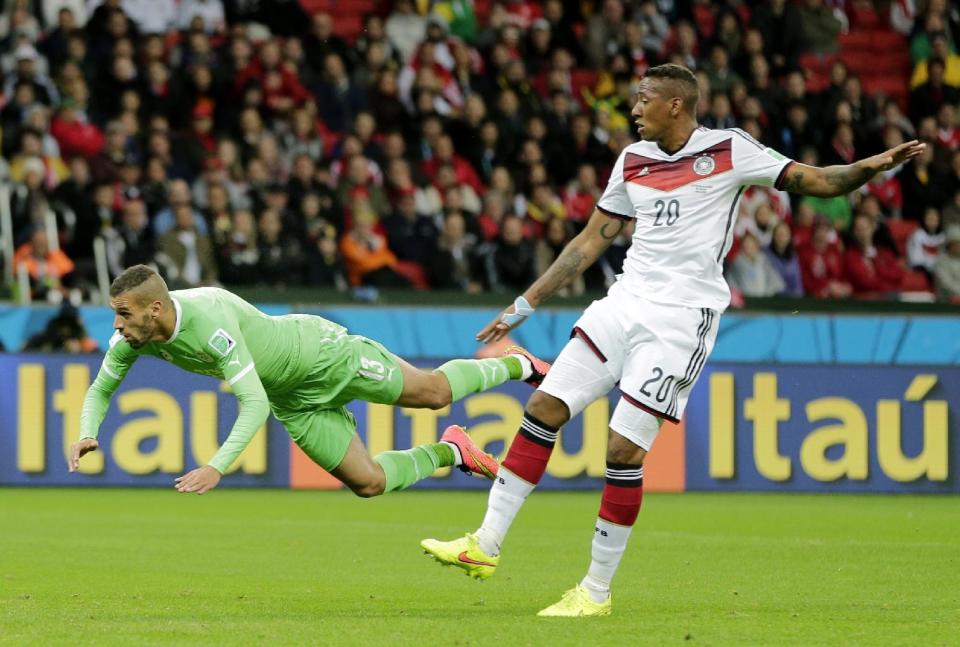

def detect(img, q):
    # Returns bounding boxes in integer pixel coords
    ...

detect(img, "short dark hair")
[644,63,700,115]
[109,264,159,298]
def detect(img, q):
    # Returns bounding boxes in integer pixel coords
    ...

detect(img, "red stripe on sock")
[502,433,553,485]
[598,483,643,526]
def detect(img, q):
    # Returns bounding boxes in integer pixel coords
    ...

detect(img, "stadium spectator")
[339,208,409,288]
[909,57,959,122]
[256,208,305,286]
[844,214,905,296]
[907,206,946,278]
[156,202,218,288]
[933,225,960,300]
[727,231,785,298]
[13,227,75,301]
[424,209,481,291]
[899,142,945,221]
[383,188,439,266]
[535,218,583,296]
[766,222,804,297]
[799,220,852,298]
[485,213,536,293]
[103,197,154,278]
[22,303,98,353]
[153,180,208,236]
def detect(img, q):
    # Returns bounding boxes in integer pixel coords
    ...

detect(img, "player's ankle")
[474,527,501,556]
[508,354,534,381]
[440,440,462,466]
[581,575,611,603]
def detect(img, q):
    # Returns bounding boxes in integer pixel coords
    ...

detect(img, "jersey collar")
[165,297,183,343]
[656,126,702,157]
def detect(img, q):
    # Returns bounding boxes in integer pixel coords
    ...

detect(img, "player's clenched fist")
[175,465,221,494]
[68,438,99,472]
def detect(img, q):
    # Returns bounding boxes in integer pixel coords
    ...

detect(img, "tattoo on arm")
[781,170,805,193]
[529,247,586,304]
[599,220,625,240]
[822,164,873,195]
[783,164,874,197]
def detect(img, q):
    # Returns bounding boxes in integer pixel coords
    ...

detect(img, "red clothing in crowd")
[234,59,311,111]
[50,113,104,159]
[864,175,903,214]
[798,243,847,297]
[422,155,484,195]
[844,245,905,294]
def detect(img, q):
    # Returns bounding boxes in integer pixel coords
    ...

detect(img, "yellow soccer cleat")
[537,585,612,617]
[420,533,499,581]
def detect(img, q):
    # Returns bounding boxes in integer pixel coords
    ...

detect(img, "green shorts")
[270,334,404,472]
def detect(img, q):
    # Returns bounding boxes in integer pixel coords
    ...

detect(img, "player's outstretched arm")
[476,209,626,343]
[779,140,925,198]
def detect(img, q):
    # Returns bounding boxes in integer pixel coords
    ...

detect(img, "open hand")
[68,438,99,472]
[476,306,525,344]
[867,140,925,173]
[175,466,221,494]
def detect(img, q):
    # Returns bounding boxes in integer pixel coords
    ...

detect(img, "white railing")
[44,208,60,252]
[93,236,110,304]
[0,183,13,285]
[16,261,31,304]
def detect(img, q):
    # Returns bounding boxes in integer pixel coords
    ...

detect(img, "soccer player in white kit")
[421,64,925,616]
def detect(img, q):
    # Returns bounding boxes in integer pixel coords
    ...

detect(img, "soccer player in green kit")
[68,265,549,495]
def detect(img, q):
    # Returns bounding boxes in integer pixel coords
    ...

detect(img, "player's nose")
[113,315,124,330]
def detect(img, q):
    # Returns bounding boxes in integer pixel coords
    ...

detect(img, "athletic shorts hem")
[620,390,680,424]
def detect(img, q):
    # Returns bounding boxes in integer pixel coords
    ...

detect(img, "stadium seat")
[838,31,873,51]
[799,52,839,76]
[840,51,876,76]
[900,269,932,293]
[870,30,906,53]
[848,4,882,30]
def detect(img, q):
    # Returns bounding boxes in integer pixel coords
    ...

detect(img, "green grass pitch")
[1,489,957,646]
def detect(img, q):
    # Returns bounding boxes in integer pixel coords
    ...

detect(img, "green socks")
[374,356,526,493]
[437,357,523,402]
[374,443,456,493]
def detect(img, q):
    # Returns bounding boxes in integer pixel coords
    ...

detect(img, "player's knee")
[422,373,452,409]
[350,479,385,498]
[606,439,648,466]
[526,390,570,428]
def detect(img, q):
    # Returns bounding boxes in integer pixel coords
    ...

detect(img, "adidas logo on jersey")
[637,166,650,176]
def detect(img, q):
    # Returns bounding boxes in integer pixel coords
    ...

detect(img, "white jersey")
[597,127,794,311]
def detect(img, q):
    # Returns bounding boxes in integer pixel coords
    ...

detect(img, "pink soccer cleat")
[440,425,499,480]
[504,345,551,389]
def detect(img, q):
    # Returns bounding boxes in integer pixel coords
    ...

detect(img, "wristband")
[500,296,535,327]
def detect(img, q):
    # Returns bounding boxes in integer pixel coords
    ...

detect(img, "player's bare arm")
[476,209,625,343]
[780,140,926,197]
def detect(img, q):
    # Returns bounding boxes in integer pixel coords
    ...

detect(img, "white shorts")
[539,285,719,447]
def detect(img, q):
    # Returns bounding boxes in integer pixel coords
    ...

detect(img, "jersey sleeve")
[202,320,271,474]
[79,332,138,440]
[731,130,795,189]
[596,148,634,220]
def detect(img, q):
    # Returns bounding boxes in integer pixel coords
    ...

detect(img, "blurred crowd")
[2,0,960,304]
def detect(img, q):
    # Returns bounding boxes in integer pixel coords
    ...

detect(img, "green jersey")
[79,287,348,473]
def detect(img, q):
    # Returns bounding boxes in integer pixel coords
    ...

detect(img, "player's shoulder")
[172,286,252,312]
